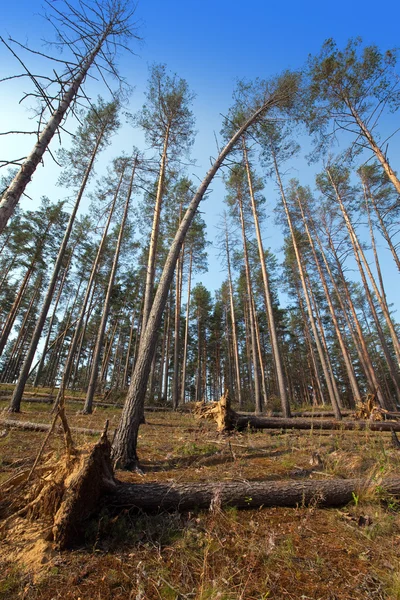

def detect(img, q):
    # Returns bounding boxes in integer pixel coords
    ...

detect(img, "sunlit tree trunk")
[273,155,341,418]
[83,158,136,414]
[180,249,192,405]
[0,28,112,233]
[297,198,362,405]
[327,168,400,364]
[224,222,242,408]
[242,137,290,416]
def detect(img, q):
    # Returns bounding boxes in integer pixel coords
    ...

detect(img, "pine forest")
[1,1,400,598]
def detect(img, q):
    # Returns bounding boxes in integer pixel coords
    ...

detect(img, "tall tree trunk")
[345,99,400,195]
[322,223,391,409]
[172,208,183,409]
[306,273,343,409]
[224,223,242,408]
[162,302,172,404]
[123,308,137,388]
[0,262,34,357]
[83,158,136,414]
[252,292,268,408]
[0,27,112,233]
[54,164,124,408]
[33,249,75,387]
[141,125,170,335]
[242,138,290,416]
[111,96,287,468]
[327,169,400,364]
[273,155,341,418]
[362,178,400,273]
[237,191,261,413]
[8,123,108,412]
[297,198,362,405]
[1,275,42,382]
[180,249,192,405]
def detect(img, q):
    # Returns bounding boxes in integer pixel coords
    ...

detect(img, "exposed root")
[0,420,116,583]
[193,389,236,432]
[354,393,385,421]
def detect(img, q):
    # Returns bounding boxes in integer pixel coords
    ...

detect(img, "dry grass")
[1,396,400,599]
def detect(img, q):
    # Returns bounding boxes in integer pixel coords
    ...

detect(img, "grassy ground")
[1,395,400,599]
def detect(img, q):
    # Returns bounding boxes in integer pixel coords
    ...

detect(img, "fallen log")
[194,392,400,433]
[112,476,400,511]
[0,419,102,436]
[232,415,400,432]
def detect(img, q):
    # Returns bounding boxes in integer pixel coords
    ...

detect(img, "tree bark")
[141,125,170,335]
[111,93,292,469]
[327,168,400,365]
[0,27,112,233]
[242,138,290,416]
[8,124,107,412]
[180,248,192,405]
[113,476,400,511]
[83,157,136,414]
[273,154,342,419]
[224,223,242,408]
[297,198,362,406]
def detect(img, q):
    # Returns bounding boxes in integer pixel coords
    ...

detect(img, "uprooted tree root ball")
[194,391,400,433]
[0,428,116,570]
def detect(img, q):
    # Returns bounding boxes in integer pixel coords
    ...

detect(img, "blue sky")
[1,0,400,314]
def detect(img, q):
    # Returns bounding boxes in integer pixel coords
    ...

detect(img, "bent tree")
[0,0,137,234]
[111,73,299,469]
[302,38,400,193]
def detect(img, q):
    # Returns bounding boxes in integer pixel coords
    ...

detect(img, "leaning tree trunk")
[0,262,33,358]
[111,94,287,469]
[318,218,389,410]
[83,158,136,414]
[327,168,400,365]
[364,178,400,273]
[1,275,42,382]
[273,153,342,419]
[0,27,112,234]
[53,170,123,410]
[346,100,400,196]
[8,124,107,413]
[297,198,362,406]
[141,125,170,336]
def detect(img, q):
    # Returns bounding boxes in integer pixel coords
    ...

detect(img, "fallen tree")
[0,419,102,436]
[112,476,400,511]
[3,423,400,555]
[194,391,400,433]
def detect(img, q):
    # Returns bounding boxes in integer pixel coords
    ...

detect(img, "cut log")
[112,477,400,511]
[194,392,400,433]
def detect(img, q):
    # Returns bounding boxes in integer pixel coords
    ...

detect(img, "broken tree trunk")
[194,392,400,433]
[1,428,116,550]
[112,477,400,512]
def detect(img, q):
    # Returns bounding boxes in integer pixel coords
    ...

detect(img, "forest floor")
[1,391,400,599]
